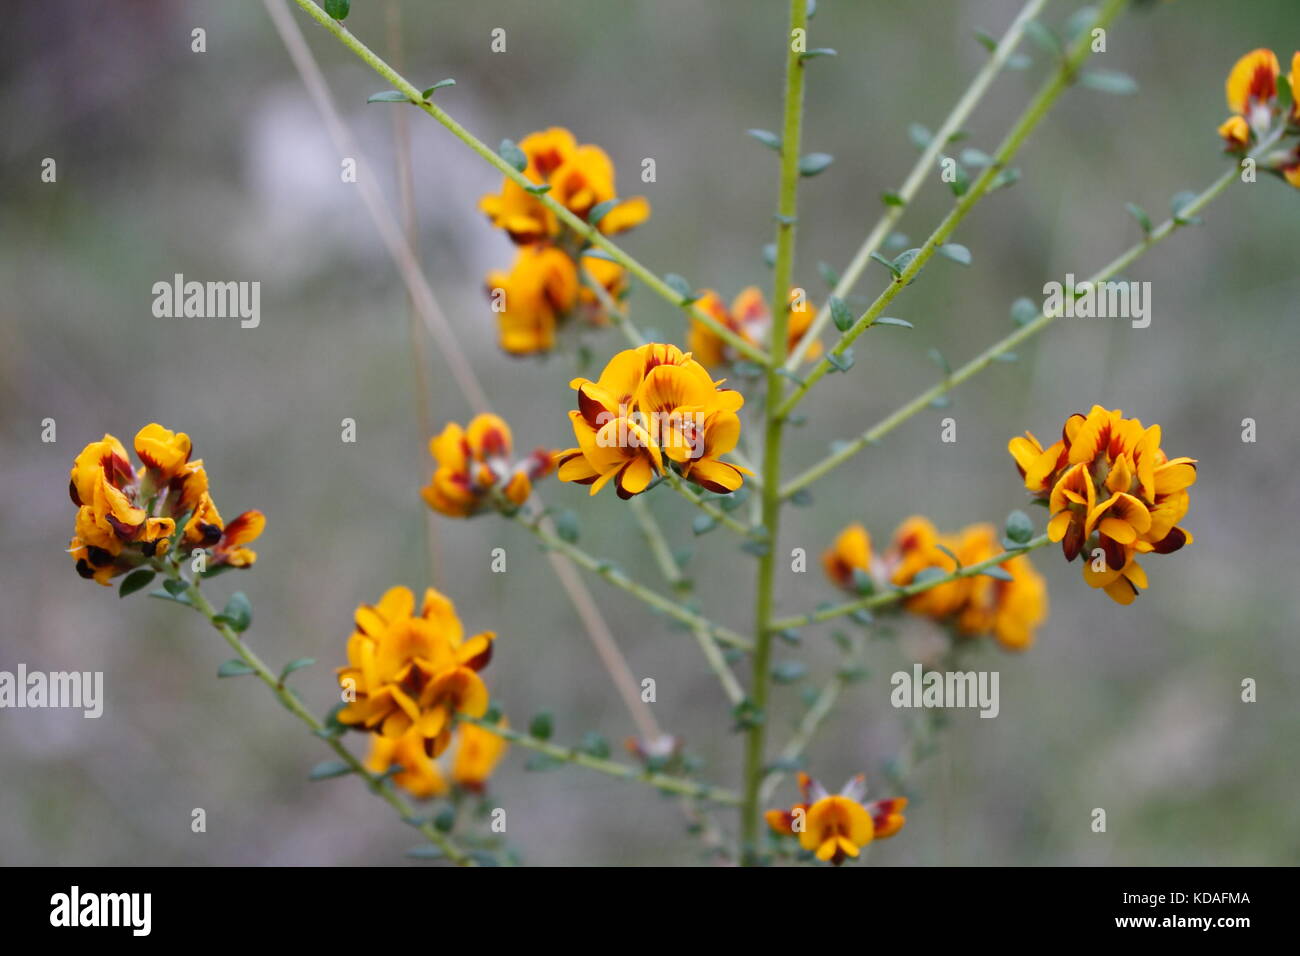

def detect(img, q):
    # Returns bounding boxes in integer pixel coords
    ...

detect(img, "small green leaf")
[880,191,906,207]
[961,148,993,168]
[851,567,875,595]
[762,243,777,268]
[1081,70,1138,95]
[1125,202,1152,236]
[908,123,932,150]
[367,90,411,104]
[912,567,949,587]
[421,78,456,98]
[772,660,808,684]
[119,569,155,598]
[215,592,252,633]
[581,247,619,263]
[581,731,611,759]
[692,514,718,536]
[525,754,565,772]
[829,296,854,332]
[555,509,580,544]
[800,47,837,62]
[309,760,354,781]
[1011,297,1040,326]
[1004,509,1034,545]
[148,589,191,606]
[817,261,840,288]
[1170,191,1203,225]
[873,316,913,329]
[746,128,782,152]
[826,349,855,373]
[529,711,553,740]
[989,166,1022,191]
[935,543,962,570]
[980,566,1015,582]
[870,251,902,279]
[163,577,189,596]
[587,198,621,225]
[973,30,998,53]
[217,659,256,678]
[324,0,350,20]
[279,658,316,683]
[798,153,834,177]
[928,347,952,375]
[499,138,528,173]
[939,243,972,266]
[665,273,696,302]
[523,183,551,195]
[1024,21,1062,56]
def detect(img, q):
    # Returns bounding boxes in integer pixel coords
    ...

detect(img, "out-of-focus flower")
[688,287,822,366]
[478,127,649,244]
[421,414,553,518]
[824,516,1048,650]
[1009,406,1196,605]
[485,245,578,355]
[766,772,907,865]
[451,719,510,792]
[67,425,262,585]
[366,727,448,799]
[556,343,750,498]
[1216,47,1300,182]
[1225,48,1280,137]
[336,586,494,749]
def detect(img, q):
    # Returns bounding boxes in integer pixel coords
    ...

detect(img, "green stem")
[509,509,753,651]
[167,564,474,865]
[661,469,762,541]
[741,0,807,865]
[775,0,1128,420]
[456,714,741,805]
[785,0,1053,368]
[288,0,771,366]
[780,157,1246,500]
[768,534,1051,631]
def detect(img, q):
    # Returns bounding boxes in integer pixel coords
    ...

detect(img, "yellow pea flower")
[336,586,494,747]
[766,773,907,865]
[556,344,749,498]
[66,425,261,586]
[478,127,650,244]
[421,414,554,518]
[366,727,449,800]
[1225,48,1280,136]
[485,245,579,356]
[688,287,822,367]
[451,718,510,793]
[1009,407,1195,604]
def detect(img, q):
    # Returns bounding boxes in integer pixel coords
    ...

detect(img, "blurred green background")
[2,0,1297,866]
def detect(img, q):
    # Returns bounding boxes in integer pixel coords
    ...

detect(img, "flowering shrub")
[64,0,1298,867]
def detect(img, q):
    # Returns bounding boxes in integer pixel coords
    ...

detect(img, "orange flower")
[688,287,822,366]
[766,773,907,865]
[421,414,553,518]
[1009,407,1196,605]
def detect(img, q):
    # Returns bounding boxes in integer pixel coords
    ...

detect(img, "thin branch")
[785,0,1053,368]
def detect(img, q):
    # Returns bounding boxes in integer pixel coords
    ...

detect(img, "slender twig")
[768,534,1051,631]
[629,497,745,705]
[780,156,1248,500]
[661,468,762,541]
[775,0,1128,419]
[287,0,772,366]
[456,714,741,806]
[758,632,864,804]
[785,0,1053,368]
[580,265,646,349]
[509,507,753,652]
[741,0,807,865]
[158,562,473,865]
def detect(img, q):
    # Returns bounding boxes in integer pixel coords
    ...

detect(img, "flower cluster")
[1217,48,1300,187]
[420,413,553,518]
[688,287,821,366]
[1009,406,1196,605]
[337,585,506,798]
[824,516,1048,650]
[68,424,264,585]
[479,127,650,355]
[556,343,750,498]
[766,772,907,865]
